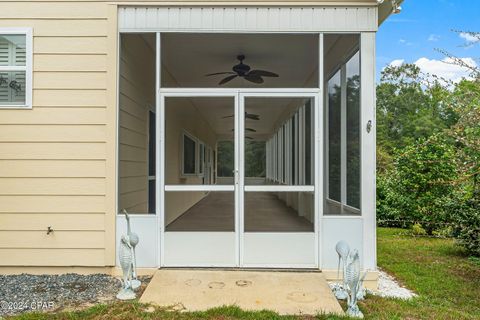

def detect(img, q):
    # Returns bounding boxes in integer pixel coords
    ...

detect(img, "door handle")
[234,169,239,185]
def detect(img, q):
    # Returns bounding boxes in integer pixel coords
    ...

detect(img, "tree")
[376,64,453,154]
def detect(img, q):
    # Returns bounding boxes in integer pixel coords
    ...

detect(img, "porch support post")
[317,33,324,269]
[155,32,162,268]
[360,32,377,271]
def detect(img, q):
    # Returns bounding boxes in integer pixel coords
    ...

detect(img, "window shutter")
[0,41,9,103]
[14,43,26,66]
[12,71,26,103]
[0,40,9,65]
[0,72,9,103]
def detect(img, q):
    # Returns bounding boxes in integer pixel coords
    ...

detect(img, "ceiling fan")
[206,55,279,85]
[223,112,260,121]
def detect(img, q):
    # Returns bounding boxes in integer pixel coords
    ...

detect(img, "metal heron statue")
[334,240,350,300]
[123,209,141,290]
[345,249,366,318]
[116,235,136,300]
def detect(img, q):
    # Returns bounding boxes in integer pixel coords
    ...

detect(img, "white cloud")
[414,57,477,83]
[398,38,413,46]
[388,59,405,68]
[459,32,478,43]
[428,34,440,42]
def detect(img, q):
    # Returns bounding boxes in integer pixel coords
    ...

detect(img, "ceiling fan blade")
[244,74,264,84]
[245,136,254,140]
[231,128,257,132]
[248,70,279,77]
[222,114,234,119]
[246,114,260,120]
[205,72,235,76]
[219,74,238,85]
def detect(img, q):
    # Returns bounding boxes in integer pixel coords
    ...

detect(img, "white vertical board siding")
[116,215,158,267]
[360,32,377,271]
[119,7,378,32]
[321,217,363,269]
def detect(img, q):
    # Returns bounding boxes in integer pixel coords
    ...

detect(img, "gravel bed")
[372,270,417,299]
[329,269,417,300]
[0,273,122,316]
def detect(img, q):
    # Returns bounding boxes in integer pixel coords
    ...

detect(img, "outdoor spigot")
[366,120,372,133]
[47,226,54,235]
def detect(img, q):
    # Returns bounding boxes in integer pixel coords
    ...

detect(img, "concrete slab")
[140,269,344,316]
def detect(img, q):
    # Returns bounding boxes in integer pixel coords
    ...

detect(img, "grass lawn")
[7,228,480,320]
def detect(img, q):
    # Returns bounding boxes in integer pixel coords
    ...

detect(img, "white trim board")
[118,6,378,33]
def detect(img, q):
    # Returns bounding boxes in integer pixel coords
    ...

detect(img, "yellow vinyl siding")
[0,20,108,37]
[0,160,106,178]
[0,249,105,266]
[0,196,105,213]
[0,125,106,142]
[0,213,105,231]
[0,178,105,195]
[0,231,105,249]
[33,90,107,107]
[34,37,107,54]
[0,1,114,266]
[34,55,107,72]
[0,143,106,159]
[34,72,106,90]
[0,108,107,124]
[0,2,108,19]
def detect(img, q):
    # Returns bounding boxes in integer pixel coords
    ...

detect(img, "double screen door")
[158,90,321,268]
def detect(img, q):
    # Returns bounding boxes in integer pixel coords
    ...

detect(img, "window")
[328,70,342,202]
[148,111,156,213]
[326,50,361,215]
[182,133,197,175]
[346,52,361,209]
[264,99,314,186]
[198,142,205,176]
[0,29,32,108]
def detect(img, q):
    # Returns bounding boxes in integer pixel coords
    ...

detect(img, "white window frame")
[325,48,361,215]
[147,109,156,213]
[181,130,198,177]
[198,141,205,177]
[0,28,32,109]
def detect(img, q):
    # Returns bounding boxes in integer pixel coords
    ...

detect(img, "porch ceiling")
[161,33,319,88]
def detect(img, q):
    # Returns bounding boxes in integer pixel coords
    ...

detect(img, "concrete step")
[140,269,343,315]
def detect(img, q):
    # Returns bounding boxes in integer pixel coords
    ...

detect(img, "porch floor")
[166,192,313,232]
[139,269,343,315]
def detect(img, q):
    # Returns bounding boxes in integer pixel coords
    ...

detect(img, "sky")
[376,0,480,82]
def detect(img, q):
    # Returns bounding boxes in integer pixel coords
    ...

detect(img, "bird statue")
[334,240,350,299]
[116,235,136,300]
[344,249,366,318]
[123,209,141,290]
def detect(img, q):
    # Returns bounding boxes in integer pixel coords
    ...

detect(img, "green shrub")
[411,223,427,236]
[446,196,480,256]
[376,134,458,232]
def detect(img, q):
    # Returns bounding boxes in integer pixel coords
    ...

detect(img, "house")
[0,0,401,289]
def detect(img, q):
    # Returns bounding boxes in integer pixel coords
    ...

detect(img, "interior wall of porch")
[164,98,218,226]
[118,33,155,213]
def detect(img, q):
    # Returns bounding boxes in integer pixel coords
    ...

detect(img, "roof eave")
[378,0,404,26]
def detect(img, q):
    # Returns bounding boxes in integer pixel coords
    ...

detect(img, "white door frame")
[158,90,239,267]
[239,91,321,268]
[157,89,322,268]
